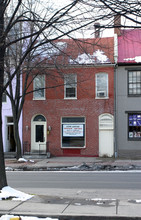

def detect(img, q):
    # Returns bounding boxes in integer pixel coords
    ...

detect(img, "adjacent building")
[115,29,141,158]
[2,79,22,155]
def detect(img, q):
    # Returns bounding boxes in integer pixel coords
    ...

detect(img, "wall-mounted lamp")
[47,126,52,135]
[48,126,52,131]
[26,125,29,131]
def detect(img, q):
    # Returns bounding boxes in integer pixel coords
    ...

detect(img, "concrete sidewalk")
[1,190,141,218]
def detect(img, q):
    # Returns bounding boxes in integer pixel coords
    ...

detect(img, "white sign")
[63,124,83,137]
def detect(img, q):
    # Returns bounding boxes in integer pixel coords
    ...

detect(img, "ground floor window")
[128,113,141,139]
[62,117,85,148]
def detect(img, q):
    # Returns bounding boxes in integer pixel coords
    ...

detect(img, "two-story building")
[22,37,115,157]
[115,29,141,158]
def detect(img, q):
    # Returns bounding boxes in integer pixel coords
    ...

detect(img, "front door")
[6,117,16,152]
[31,115,47,153]
[99,114,114,157]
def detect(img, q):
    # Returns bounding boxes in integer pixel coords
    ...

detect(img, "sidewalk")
[2,157,141,219]
[1,188,141,218]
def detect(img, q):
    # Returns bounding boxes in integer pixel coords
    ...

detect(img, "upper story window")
[2,93,6,103]
[96,73,108,98]
[2,74,8,103]
[128,71,141,96]
[64,74,77,99]
[33,75,45,100]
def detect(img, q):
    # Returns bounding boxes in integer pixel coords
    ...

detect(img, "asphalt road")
[7,171,141,190]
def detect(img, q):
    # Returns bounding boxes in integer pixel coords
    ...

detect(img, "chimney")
[94,22,100,38]
[114,14,121,35]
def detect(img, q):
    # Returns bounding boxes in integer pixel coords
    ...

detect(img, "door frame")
[31,114,47,153]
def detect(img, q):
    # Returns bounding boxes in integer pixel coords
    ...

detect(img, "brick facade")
[23,65,114,157]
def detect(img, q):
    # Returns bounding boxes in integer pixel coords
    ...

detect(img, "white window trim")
[64,74,77,99]
[61,117,86,149]
[95,73,109,99]
[33,75,46,100]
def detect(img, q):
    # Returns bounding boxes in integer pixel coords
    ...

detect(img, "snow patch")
[18,158,28,163]
[124,56,141,63]
[17,158,34,163]
[135,200,141,203]
[34,42,67,60]
[69,50,110,64]
[0,215,58,220]
[91,198,116,201]
[0,186,33,201]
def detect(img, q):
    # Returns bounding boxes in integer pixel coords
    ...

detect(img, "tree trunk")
[0,99,7,189]
[0,0,8,189]
[13,119,22,159]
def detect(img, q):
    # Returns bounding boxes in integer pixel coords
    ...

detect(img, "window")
[33,75,45,100]
[99,114,114,130]
[2,93,6,103]
[33,115,46,122]
[128,113,141,139]
[64,74,77,99]
[96,73,108,98]
[62,117,85,148]
[2,73,8,103]
[128,71,141,96]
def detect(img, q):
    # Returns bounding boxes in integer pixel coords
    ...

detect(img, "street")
[6,171,141,200]
[7,171,141,189]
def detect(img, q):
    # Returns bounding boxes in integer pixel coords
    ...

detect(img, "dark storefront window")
[128,113,141,139]
[62,117,85,148]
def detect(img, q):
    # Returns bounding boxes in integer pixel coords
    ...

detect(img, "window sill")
[128,95,141,97]
[33,98,46,101]
[128,138,141,141]
[95,97,109,99]
[64,97,77,100]
[61,146,86,149]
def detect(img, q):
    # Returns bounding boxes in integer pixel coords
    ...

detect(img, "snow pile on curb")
[0,186,33,201]
[0,215,58,220]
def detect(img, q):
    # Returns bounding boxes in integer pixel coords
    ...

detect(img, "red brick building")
[23,37,114,157]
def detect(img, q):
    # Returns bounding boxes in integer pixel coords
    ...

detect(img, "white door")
[31,115,47,153]
[99,114,114,157]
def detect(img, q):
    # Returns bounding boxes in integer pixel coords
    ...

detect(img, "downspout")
[114,33,118,158]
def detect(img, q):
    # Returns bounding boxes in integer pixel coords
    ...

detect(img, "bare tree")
[1,0,141,189]
[0,0,101,189]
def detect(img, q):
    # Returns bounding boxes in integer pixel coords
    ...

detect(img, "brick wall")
[23,66,114,156]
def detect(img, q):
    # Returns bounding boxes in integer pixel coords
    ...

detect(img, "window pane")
[36,125,44,142]
[128,114,141,139]
[34,75,45,99]
[62,117,85,148]
[66,88,75,97]
[62,117,85,123]
[33,115,46,122]
[64,74,77,98]
[62,124,85,147]
[128,71,141,95]
[96,73,108,97]
[2,93,6,102]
